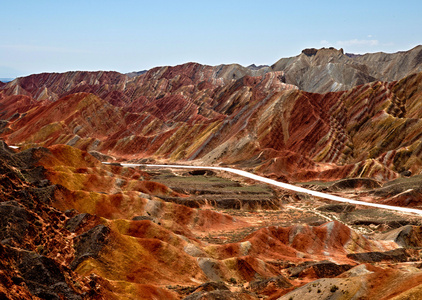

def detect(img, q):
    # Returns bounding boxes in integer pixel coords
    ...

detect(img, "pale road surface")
[113,163,422,216]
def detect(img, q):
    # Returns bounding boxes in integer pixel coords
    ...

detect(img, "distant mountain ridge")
[2,45,421,95]
[2,47,422,183]
[271,45,422,93]
[0,62,288,104]
[121,45,422,93]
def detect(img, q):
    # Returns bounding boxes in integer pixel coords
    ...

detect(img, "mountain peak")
[271,45,422,93]
[301,47,344,57]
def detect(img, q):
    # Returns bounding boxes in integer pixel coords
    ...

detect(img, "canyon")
[1,46,422,299]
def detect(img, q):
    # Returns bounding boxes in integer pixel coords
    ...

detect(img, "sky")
[1,0,421,78]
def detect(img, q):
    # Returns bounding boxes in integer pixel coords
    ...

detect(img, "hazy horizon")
[1,0,421,78]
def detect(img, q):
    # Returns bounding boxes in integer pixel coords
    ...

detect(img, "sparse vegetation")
[36,245,44,253]
[330,285,339,293]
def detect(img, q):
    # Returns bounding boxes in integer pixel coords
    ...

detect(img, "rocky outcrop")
[376,225,422,248]
[0,143,97,299]
[0,201,33,245]
[302,48,319,56]
[289,261,353,278]
[70,225,110,270]
[346,248,413,263]
[0,62,277,105]
[17,251,82,300]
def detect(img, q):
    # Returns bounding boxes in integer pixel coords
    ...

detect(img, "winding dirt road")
[114,163,422,216]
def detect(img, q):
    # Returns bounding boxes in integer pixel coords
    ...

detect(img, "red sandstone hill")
[1,62,422,184]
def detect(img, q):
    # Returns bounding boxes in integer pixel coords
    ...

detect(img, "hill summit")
[271,45,422,92]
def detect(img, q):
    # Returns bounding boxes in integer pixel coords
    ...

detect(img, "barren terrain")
[2,46,422,299]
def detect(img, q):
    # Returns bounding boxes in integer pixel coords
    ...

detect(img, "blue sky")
[1,0,421,78]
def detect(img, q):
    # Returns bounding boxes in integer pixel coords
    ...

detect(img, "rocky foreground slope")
[3,142,422,299]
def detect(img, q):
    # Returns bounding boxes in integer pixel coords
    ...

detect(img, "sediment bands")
[1,62,422,183]
[2,46,422,299]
